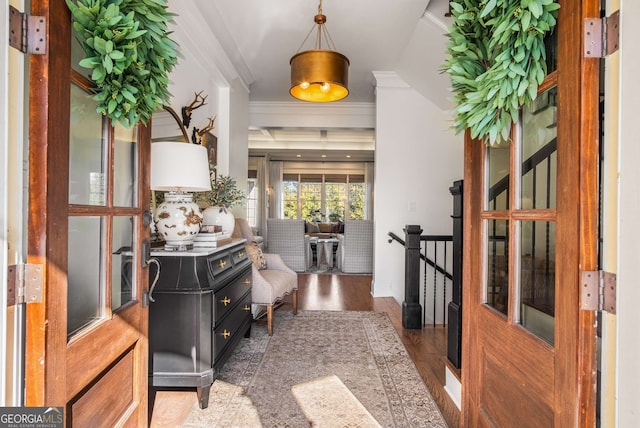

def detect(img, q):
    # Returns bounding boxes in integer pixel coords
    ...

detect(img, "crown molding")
[249,101,376,129]
[372,71,411,88]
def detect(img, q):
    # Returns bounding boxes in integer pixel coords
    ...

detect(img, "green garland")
[443,0,559,145]
[66,0,179,128]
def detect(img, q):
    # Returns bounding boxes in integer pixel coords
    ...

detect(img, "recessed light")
[321,154,327,158]
[346,155,351,158]
[296,154,302,158]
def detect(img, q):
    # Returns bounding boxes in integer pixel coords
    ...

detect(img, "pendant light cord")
[294,0,338,54]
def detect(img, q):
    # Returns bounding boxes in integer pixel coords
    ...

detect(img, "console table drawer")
[214,266,252,325]
[213,292,252,359]
[208,251,233,278]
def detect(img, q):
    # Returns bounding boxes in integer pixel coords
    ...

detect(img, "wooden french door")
[25,2,150,426]
[461,0,600,426]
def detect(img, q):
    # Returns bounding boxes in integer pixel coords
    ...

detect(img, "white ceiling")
[248,128,376,162]
[182,0,453,160]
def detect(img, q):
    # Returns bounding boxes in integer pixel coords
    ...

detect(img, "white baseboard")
[444,365,461,410]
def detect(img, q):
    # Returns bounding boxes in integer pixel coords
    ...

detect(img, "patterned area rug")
[181,311,448,427]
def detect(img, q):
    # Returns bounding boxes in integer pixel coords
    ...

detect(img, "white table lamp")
[151,142,211,250]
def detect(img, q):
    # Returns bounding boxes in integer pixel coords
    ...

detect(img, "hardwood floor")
[150,273,461,427]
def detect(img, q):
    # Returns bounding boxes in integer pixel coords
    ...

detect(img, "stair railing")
[388,230,453,328]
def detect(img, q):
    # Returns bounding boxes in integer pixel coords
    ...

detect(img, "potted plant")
[197,167,245,236]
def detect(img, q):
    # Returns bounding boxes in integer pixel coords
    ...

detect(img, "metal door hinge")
[8,5,46,55]
[584,10,620,58]
[7,264,44,306]
[580,270,616,314]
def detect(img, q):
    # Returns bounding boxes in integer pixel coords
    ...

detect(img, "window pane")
[348,182,365,220]
[112,216,136,310]
[486,142,510,211]
[485,219,508,316]
[325,183,346,221]
[521,86,557,210]
[113,124,138,207]
[68,216,105,336]
[283,179,298,219]
[519,221,556,345]
[301,182,322,221]
[246,178,258,227]
[69,84,107,206]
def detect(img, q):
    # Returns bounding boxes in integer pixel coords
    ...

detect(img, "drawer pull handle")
[221,297,231,306]
[243,305,251,311]
[222,330,231,339]
[238,252,244,258]
[243,278,251,285]
[218,260,227,269]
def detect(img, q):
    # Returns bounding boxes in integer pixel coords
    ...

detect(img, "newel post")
[403,225,423,329]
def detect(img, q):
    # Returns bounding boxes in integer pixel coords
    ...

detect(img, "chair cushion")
[257,269,298,303]
[245,242,267,270]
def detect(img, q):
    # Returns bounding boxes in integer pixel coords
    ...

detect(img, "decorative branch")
[162,105,190,143]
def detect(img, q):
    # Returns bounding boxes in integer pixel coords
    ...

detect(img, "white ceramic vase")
[202,206,235,237]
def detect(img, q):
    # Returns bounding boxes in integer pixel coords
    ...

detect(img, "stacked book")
[193,232,233,248]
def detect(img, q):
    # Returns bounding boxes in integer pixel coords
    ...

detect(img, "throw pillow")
[245,242,267,270]
[318,223,332,233]
[306,221,320,234]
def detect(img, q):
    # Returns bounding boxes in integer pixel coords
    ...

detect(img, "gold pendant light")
[290,0,349,102]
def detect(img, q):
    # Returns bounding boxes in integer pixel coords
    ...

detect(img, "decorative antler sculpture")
[161,91,216,148]
[181,91,208,128]
[192,116,217,145]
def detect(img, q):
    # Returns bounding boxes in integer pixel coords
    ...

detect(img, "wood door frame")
[460,0,600,425]
[25,3,151,425]
[26,0,70,406]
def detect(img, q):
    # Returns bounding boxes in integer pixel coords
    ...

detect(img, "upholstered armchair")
[232,218,264,249]
[249,250,298,336]
[337,220,374,273]
[266,219,311,272]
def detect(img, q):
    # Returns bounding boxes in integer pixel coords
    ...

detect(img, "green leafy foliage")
[197,167,246,209]
[442,0,559,145]
[66,0,179,127]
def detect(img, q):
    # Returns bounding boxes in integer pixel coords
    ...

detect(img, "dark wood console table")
[147,239,252,409]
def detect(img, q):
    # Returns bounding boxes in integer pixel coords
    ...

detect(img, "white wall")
[617,1,640,425]
[372,72,463,303]
[227,78,250,218]
[156,0,251,221]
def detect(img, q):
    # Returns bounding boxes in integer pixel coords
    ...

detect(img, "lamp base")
[162,243,194,252]
[154,192,203,249]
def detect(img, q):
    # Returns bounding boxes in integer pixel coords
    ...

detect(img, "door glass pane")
[519,221,556,344]
[112,216,136,310]
[486,142,510,211]
[544,26,558,73]
[69,84,107,206]
[71,30,89,77]
[68,216,105,336]
[113,124,139,207]
[521,86,558,209]
[484,219,509,316]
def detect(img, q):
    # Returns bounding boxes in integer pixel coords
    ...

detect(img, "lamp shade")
[151,142,211,192]
[290,50,349,102]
